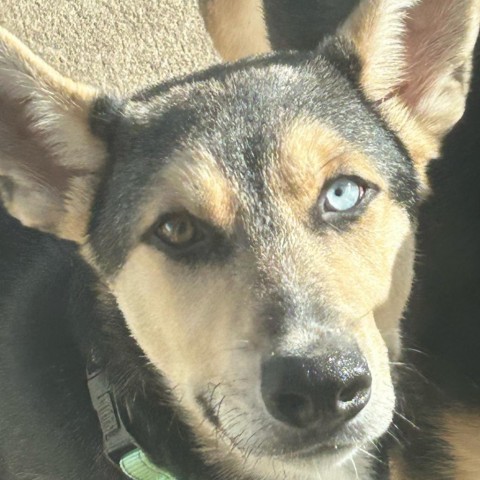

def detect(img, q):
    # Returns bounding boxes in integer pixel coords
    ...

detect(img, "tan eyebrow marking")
[137,149,238,238]
[272,118,384,216]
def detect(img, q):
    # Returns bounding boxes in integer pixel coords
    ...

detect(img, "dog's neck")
[68,260,222,480]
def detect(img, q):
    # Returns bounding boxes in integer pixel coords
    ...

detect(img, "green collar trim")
[120,448,176,480]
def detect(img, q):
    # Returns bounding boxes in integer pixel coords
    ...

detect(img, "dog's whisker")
[393,409,420,431]
[350,457,360,480]
[358,446,383,464]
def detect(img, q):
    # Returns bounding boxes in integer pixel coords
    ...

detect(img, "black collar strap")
[87,362,177,480]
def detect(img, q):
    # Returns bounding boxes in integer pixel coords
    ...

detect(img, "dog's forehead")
[89,52,418,274]
[120,52,413,189]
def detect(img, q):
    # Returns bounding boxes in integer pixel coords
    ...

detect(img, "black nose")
[261,349,372,430]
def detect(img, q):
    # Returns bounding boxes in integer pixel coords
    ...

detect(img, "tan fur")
[0,27,96,110]
[386,412,480,480]
[444,412,480,480]
[389,452,410,480]
[200,0,271,61]
[0,27,106,242]
[276,120,387,216]
[152,149,238,232]
[305,177,414,362]
[340,0,419,106]
[275,119,413,359]
[203,0,480,183]
[60,175,105,243]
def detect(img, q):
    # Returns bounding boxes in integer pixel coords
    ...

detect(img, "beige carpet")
[1,0,219,93]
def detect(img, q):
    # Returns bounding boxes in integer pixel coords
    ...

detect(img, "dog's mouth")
[196,394,359,460]
[281,442,355,459]
[197,393,223,428]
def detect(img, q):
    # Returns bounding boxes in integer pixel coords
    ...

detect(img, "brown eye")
[156,213,199,247]
[149,213,230,261]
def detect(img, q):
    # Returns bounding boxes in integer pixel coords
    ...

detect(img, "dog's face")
[94,55,416,463]
[0,1,478,478]
[90,57,415,476]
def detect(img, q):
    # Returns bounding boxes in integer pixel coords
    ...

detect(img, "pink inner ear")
[402,0,469,111]
[0,93,72,196]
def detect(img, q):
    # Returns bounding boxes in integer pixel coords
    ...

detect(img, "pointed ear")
[200,0,271,60]
[340,0,480,167]
[0,27,110,243]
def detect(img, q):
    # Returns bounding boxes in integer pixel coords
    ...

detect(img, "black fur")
[262,0,360,51]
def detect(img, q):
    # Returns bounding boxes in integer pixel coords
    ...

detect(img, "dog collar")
[87,362,177,480]
[120,449,175,480]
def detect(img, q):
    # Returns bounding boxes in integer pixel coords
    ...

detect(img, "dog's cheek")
[351,313,395,439]
[370,208,416,360]
[109,244,253,399]
[336,202,415,359]
[317,202,414,432]
[343,205,414,437]
[373,234,415,361]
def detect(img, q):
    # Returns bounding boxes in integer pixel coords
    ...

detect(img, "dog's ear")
[340,0,480,168]
[200,0,271,60]
[0,27,109,243]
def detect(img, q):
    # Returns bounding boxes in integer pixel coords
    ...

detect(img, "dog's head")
[1,1,478,478]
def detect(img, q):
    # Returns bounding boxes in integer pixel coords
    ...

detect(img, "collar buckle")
[87,363,178,479]
[87,366,138,465]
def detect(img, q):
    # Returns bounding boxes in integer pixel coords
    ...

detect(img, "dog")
[200,0,360,60]
[1,0,479,478]
[202,1,480,478]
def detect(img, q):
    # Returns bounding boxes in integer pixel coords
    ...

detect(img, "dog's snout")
[261,349,372,431]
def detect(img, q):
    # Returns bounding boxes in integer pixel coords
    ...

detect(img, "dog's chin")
[196,397,379,480]
[278,442,356,461]
[204,432,365,480]
[234,436,363,469]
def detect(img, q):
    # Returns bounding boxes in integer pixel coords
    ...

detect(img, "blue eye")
[324,177,364,212]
